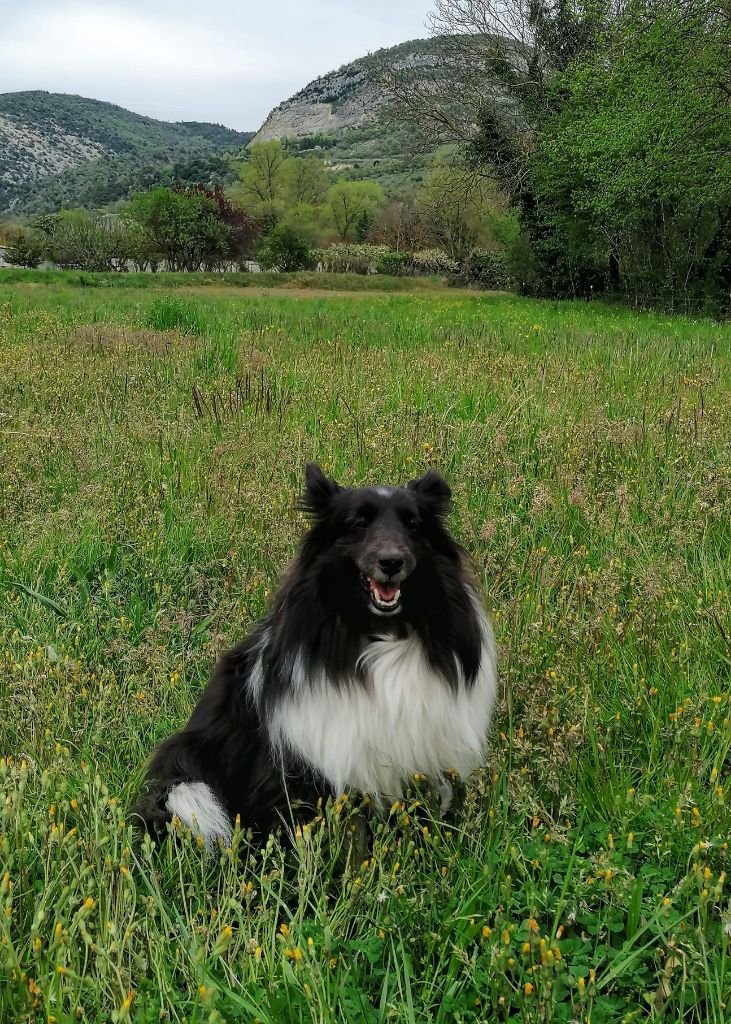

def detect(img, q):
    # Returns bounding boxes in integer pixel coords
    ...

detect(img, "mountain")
[0,92,253,214]
[252,39,433,143]
[251,39,449,191]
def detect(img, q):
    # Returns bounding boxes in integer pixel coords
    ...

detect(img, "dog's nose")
[378,555,404,577]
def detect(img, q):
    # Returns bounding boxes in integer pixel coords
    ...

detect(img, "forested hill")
[0,91,253,214]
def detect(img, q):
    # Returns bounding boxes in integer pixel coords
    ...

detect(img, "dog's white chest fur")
[269,610,496,802]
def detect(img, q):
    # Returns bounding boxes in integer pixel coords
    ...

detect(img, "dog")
[133,464,497,850]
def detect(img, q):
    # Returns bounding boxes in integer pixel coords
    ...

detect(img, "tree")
[416,162,514,260]
[230,145,328,234]
[232,140,288,229]
[278,202,326,247]
[180,183,260,267]
[376,0,620,293]
[4,227,44,268]
[256,226,310,271]
[381,0,730,312]
[325,181,384,241]
[379,0,613,159]
[126,186,229,271]
[33,210,138,271]
[531,0,731,309]
[283,155,328,207]
[372,198,429,252]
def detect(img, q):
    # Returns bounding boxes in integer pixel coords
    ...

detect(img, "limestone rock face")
[252,39,439,144]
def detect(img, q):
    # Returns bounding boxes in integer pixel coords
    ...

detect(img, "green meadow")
[0,274,729,1023]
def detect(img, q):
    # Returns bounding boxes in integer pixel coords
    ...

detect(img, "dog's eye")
[351,517,368,531]
[405,517,420,533]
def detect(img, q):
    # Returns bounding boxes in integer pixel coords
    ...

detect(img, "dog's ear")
[407,470,451,515]
[302,462,341,517]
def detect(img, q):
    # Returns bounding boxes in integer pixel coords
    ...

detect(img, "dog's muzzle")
[359,571,406,615]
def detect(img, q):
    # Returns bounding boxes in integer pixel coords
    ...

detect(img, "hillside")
[0,92,253,214]
[253,38,450,143]
[252,39,449,189]
[254,39,422,143]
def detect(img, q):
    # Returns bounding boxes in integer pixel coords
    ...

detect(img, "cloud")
[0,0,431,129]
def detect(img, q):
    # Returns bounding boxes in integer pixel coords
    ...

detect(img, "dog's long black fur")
[132,464,488,843]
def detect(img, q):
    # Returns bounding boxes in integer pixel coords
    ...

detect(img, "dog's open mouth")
[361,574,402,614]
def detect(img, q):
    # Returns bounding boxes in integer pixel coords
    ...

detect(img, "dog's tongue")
[370,580,398,601]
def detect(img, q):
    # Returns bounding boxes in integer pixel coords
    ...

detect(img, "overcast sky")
[0,1,433,131]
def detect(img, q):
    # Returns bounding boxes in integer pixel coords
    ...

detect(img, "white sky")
[0,1,433,131]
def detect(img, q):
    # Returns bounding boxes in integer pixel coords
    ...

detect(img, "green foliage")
[232,141,289,229]
[282,155,329,207]
[455,0,730,314]
[126,187,230,271]
[456,248,513,290]
[411,248,459,275]
[231,143,332,246]
[315,243,390,274]
[530,0,731,314]
[3,228,44,269]
[374,250,412,276]
[277,202,325,247]
[0,283,729,1020]
[416,163,515,261]
[256,225,311,272]
[30,209,145,271]
[0,90,253,214]
[325,180,385,241]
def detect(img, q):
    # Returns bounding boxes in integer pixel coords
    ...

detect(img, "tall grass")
[0,268,448,293]
[0,280,729,1022]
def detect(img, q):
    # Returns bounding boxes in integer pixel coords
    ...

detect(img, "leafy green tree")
[256,225,310,271]
[231,145,328,234]
[32,210,138,271]
[278,202,326,247]
[530,0,730,310]
[398,0,730,311]
[416,162,514,260]
[325,181,384,241]
[283,155,328,207]
[4,227,45,268]
[232,141,288,229]
[126,186,229,271]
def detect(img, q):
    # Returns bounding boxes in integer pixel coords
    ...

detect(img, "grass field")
[0,268,449,294]
[0,278,729,1023]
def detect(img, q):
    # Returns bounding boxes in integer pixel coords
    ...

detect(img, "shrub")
[459,248,513,290]
[256,226,310,272]
[318,243,391,275]
[411,248,460,275]
[375,250,412,276]
[4,227,45,269]
[33,210,146,272]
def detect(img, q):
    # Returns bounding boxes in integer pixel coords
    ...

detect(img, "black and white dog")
[133,464,496,850]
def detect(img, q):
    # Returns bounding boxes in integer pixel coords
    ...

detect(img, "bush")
[4,228,44,269]
[256,226,310,272]
[459,249,513,290]
[411,249,459,275]
[375,250,412,276]
[33,210,144,272]
[317,243,392,275]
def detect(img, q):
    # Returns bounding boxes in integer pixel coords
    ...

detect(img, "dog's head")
[300,463,457,617]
